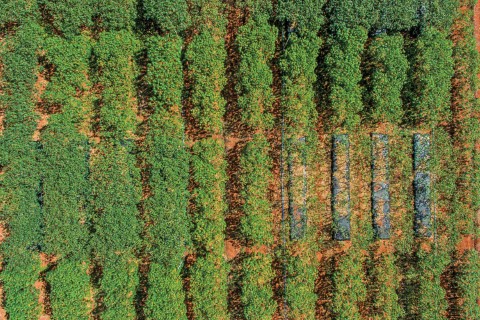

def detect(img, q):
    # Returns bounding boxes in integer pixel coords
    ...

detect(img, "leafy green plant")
[90,26,141,319]
[0,19,43,319]
[143,34,189,320]
[364,33,408,124]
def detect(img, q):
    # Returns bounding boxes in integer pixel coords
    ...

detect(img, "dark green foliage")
[94,0,136,31]
[143,35,189,319]
[326,0,376,30]
[418,0,457,31]
[373,0,418,31]
[39,0,94,36]
[143,0,190,34]
[405,27,454,126]
[364,33,408,124]
[325,26,368,129]
[277,0,325,37]
[0,20,43,319]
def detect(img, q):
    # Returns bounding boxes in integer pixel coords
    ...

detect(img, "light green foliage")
[94,30,138,140]
[372,254,404,319]
[365,33,408,124]
[186,30,226,134]
[416,248,449,320]
[405,27,454,126]
[277,1,324,318]
[240,135,273,247]
[143,0,190,34]
[190,138,228,319]
[41,34,92,319]
[458,250,480,319]
[46,260,91,319]
[236,15,276,129]
[143,35,189,319]
[0,20,43,319]
[332,249,367,319]
[325,26,368,129]
[91,28,141,318]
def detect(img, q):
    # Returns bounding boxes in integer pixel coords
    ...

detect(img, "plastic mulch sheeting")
[288,136,307,240]
[372,133,391,239]
[332,134,351,241]
[413,133,432,237]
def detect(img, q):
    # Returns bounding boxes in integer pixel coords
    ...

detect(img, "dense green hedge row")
[325,26,367,129]
[325,0,456,32]
[404,27,454,127]
[142,32,190,319]
[186,1,228,318]
[236,1,276,319]
[91,22,141,318]
[0,2,43,316]
[277,1,324,318]
[364,33,408,124]
[41,34,92,319]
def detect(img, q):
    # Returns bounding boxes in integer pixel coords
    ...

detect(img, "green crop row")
[404,27,454,127]
[450,1,480,317]
[90,24,141,319]
[364,33,408,124]
[325,0,455,32]
[190,138,228,319]
[142,33,190,319]
[277,1,324,318]
[0,4,43,317]
[40,33,93,319]
[186,1,228,318]
[236,2,276,319]
[325,26,367,129]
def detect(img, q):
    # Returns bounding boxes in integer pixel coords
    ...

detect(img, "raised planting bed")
[413,133,432,237]
[371,133,391,239]
[288,136,307,240]
[332,134,351,240]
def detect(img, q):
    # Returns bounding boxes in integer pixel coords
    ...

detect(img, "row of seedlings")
[236,1,277,319]
[450,0,480,317]
[0,2,43,318]
[277,1,325,318]
[39,4,93,316]
[186,0,229,318]
[90,2,141,318]
[324,1,371,318]
[141,1,191,319]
